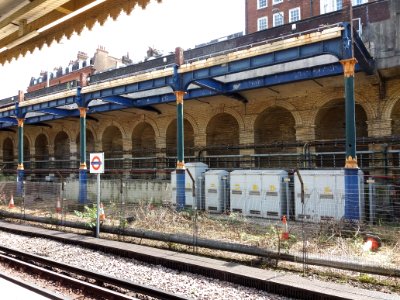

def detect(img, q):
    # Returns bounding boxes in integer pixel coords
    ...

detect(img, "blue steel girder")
[85,61,357,112]
[181,23,373,88]
[18,95,76,115]
[83,76,170,101]
[193,78,247,103]
[353,30,375,74]
[89,97,162,115]
[0,117,17,125]
[40,108,78,117]
[101,95,134,106]
[181,39,344,89]
[24,113,69,125]
[193,78,226,92]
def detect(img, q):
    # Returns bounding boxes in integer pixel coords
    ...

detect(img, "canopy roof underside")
[0,0,157,65]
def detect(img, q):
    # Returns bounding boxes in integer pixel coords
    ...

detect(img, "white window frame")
[289,7,301,23]
[272,0,283,4]
[353,0,367,5]
[273,12,284,27]
[336,0,343,10]
[257,17,268,31]
[257,0,267,9]
[320,0,343,14]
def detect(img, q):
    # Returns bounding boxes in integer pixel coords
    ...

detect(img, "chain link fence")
[0,170,399,278]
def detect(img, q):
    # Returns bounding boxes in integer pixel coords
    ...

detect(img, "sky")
[0,0,245,99]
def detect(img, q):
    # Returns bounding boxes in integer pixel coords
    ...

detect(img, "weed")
[359,273,378,284]
[74,204,99,228]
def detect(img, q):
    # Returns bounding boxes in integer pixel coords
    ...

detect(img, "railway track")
[0,221,397,299]
[0,245,189,300]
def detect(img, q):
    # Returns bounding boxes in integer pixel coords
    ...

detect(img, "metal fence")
[0,171,399,278]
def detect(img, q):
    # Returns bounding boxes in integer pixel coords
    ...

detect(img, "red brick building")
[27,46,131,92]
[245,0,370,34]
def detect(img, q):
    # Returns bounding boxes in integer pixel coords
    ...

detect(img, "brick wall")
[245,0,378,34]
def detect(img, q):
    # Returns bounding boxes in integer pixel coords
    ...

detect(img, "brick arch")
[254,106,297,152]
[309,89,376,126]
[101,124,124,169]
[204,107,245,132]
[182,112,200,136]
[0,133,14,146]
[30,130,50,143]
[381,88,400,121]
[136,116,160,137]
[97,121,128,142]
[22,135,33,150]
[75,129,96,156]
[52,127,75,144]
[34,133,50,171]
[54,131,71,169]
[315,98,368,150]
[253,102,303,127]
[132,121,157,156]
[2,137,14,169]
[206,112,240,156]
[383,88,400,135]
[165,118,195,157]
[74,127,96,142]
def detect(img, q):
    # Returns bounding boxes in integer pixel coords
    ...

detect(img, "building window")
[273,12,284,27]
[353,0,367,5]
[257,0,267,9]
[289,7,300,23]
[257,17,268,31]
[320,0,343,14]
[272,0,283,4]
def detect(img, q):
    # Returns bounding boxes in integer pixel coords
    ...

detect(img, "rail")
[0,244,189,300]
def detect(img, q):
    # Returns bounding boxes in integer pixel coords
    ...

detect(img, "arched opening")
[35,134,49,172]
[54,131,70,169]
[254,107,297,168]
[391,99,400,136]
[166,119,195,168]
[132,122,156,155]
[132,122,156,169]
[315,99,368,168]
[389,99,400,173]
[102,126,123,170]
[3,138,14,170]
[206,113,240,168]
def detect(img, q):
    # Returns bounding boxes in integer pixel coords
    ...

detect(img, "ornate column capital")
[17,118,24,127]
[345,155,358,169]
[79,107,88,118]
[174,91,186,104]
[340,58,358,77]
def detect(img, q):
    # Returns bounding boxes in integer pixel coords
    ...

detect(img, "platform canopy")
[0,0,157,65]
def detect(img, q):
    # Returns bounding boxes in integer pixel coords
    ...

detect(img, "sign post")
[90,152,104,238]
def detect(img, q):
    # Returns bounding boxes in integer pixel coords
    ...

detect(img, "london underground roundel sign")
[90,153,104,174]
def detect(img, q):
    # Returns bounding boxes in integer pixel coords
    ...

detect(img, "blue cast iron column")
[341,57,360,220]
[175,90,185,210]
[17,118,24,196]
[173,47,186,211]
[78,107,88,204]
[15,91,25,196]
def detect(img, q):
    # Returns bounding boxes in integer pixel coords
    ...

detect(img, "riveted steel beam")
[40,108,78,117]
